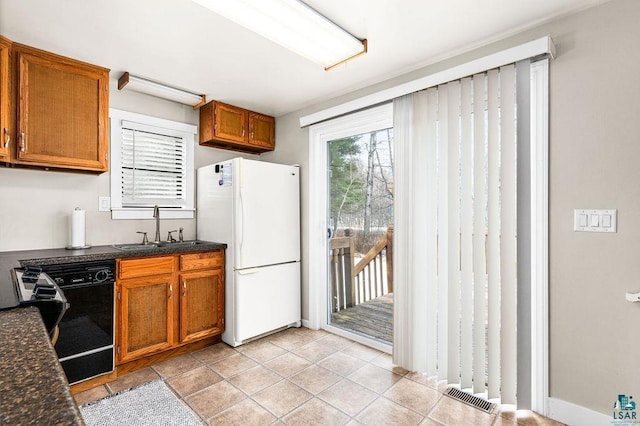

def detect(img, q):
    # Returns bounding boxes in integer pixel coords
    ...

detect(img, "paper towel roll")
[70,207,86,248]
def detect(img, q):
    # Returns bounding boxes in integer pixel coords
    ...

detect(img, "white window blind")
[393,64,518,404]
[109,108,196,220]
[121,123,186,207]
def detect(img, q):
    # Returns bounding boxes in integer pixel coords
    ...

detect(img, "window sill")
[111,208,195,220]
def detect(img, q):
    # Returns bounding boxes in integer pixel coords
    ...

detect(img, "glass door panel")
[327,128,394,345]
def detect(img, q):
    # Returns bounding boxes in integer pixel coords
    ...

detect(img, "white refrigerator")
[197,158,301,347]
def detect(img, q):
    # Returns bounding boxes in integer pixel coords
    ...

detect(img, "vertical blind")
[121,123,187,207]
[393,64,518,403]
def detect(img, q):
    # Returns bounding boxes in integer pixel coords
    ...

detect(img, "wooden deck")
[330,293,393,344]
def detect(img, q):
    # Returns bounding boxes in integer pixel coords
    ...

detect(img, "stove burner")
[21,265,43,284]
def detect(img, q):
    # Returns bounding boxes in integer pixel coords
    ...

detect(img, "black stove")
[12,266,69,339]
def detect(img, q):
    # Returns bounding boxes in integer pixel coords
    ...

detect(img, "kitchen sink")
[113,240,207,251]
[112,243,160,251]
[158,240,207,247]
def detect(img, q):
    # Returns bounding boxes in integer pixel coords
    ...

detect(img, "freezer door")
[233,262,301,344]
[235,159,300,269]
[197,162,234,244]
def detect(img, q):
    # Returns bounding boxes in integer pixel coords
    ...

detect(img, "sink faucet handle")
[167,230,178,243]
[179,227,184,242]
[136,231,149,245]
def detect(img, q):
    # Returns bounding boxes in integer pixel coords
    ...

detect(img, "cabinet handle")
[169,284,173,299]
[183,281,187,296]
[3,128,8,149]
[20,132,26,153]
[242,128,245,137]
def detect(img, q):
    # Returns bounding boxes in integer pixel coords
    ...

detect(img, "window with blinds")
[121,125,186,207]
[109,109,197,220]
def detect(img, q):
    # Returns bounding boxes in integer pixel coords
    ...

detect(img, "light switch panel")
[574,209,617,233]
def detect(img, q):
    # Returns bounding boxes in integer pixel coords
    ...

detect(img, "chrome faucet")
[152,205,161,243]
[136,231,149,245]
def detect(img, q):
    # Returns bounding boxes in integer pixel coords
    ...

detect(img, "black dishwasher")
[41,260,115,385]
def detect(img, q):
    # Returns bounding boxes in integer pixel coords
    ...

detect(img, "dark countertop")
[0,241,227,424]
[0,241,226,310]
[0,307,83,425]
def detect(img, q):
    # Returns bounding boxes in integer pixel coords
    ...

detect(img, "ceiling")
[0,0,609,117]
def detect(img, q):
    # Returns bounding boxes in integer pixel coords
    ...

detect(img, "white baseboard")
[547,397,611,426]
[301,319,312,329]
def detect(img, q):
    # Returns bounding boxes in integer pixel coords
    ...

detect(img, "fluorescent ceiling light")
[117,73,206,108]
[192,0,367,70]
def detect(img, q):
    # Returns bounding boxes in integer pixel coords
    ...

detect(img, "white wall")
[0,82,256,251]
[273,0,640,416]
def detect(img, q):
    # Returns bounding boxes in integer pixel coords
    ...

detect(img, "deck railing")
[329,225,393,313]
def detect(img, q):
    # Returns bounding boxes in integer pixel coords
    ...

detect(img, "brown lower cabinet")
[115,251,224,365]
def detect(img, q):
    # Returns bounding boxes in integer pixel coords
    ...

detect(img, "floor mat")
[80,380,202,425]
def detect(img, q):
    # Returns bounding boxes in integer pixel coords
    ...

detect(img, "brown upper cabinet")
[0,36,11,161]
[248,112,276,150]
[14,43,109,172]
[0,35,109,173]
[200,100,275,153]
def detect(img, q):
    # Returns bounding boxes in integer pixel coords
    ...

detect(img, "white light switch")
[99,196,111,212]
[578,214,588,227]
[574,209,617,233]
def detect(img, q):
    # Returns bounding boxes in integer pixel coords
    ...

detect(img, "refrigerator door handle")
[238,187,244,256]
[237,268,260,275]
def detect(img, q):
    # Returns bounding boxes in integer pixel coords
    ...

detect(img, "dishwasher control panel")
[40,260,115,288]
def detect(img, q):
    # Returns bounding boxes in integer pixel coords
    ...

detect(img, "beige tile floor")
[75,327,564,425]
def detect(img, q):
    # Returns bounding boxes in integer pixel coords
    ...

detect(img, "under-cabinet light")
[192,0,367,70]
[117,73,206,108]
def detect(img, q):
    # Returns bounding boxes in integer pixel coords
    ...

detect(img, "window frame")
[109,108,197,220]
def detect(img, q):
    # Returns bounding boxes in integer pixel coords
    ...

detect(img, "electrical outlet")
[99,196,111,212]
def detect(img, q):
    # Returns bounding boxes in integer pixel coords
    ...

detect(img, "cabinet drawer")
[118,256,175,279]
[180,251,224,271]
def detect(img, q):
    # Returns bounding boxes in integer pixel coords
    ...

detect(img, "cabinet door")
[14,45,109,172]
[179,269,224,344]
[214,102,248,144]
[0,37,10,161]
[117,276,174,364]
[248,112,275,150]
